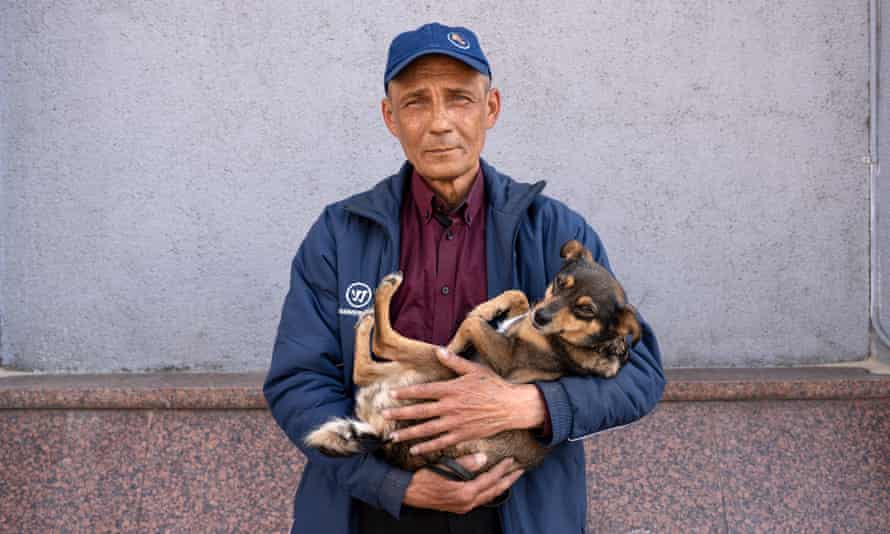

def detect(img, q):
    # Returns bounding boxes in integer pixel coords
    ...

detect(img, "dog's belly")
[355,369,457,471]
[353,368,547,472]
[354,370,426,444]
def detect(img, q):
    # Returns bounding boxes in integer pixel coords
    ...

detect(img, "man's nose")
[428,101,453,133]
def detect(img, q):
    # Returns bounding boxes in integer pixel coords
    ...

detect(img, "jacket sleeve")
[263,208,412,519]
[535,217,666,446]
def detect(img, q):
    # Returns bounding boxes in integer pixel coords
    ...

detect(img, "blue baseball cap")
[384,22,491,91]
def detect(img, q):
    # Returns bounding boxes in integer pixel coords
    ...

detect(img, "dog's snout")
[533,310,552,327]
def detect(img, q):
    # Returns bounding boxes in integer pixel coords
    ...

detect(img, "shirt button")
[446,230,454,240]
[441,286,450,295]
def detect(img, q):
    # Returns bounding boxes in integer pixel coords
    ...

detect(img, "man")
[264,22,664,534]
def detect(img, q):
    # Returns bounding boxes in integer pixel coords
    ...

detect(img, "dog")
[305,239,641,474]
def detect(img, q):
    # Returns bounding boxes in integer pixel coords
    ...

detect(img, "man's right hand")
[402,454,524,514]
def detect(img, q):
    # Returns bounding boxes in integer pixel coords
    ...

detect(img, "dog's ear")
[616,304,641,346]
[560,240,594,263]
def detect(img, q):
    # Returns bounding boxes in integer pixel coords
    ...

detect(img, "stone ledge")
[663,366,890,401]
[1,367,888,409]
[0,373,263,410]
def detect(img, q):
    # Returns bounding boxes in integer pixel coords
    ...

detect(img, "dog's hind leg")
[353,308,402,387]
[307,310,401,458]
[370,272,444,370]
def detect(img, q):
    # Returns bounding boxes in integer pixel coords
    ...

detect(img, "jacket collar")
[344,159,547,297]
[343,159,546,229]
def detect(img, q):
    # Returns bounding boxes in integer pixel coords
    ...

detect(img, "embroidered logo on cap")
[447,32,470,50]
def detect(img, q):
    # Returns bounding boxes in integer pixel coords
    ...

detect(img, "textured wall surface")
[0,1,870,371]
[875,0,890,360]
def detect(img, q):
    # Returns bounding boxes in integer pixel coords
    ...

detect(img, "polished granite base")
[584,399,890,533]
[0,369,888,533]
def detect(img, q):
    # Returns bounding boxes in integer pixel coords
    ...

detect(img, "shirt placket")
[432,214,462,344]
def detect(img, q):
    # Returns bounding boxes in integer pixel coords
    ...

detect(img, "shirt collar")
[410,166,485,226]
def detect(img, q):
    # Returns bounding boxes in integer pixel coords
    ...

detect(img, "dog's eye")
[575,304,597,316]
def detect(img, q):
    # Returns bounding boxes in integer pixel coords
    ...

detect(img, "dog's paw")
[355,308,375,329]
[305,418,380,457]
[381,271,404,287]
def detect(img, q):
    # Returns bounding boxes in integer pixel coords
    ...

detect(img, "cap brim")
[385,49,490,88]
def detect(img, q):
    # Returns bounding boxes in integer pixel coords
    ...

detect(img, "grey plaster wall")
[0,1,870,372]
[874,0,890,360]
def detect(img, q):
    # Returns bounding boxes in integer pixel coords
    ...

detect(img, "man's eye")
[403,97,429,108]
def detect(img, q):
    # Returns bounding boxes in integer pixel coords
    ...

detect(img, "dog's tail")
[304,417,386,457]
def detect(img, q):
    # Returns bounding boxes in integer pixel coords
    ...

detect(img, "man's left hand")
[383,348,548,456]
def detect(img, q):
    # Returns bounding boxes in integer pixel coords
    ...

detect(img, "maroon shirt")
[390,168,488,346]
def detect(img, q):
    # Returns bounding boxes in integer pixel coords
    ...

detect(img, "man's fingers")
[384,400,445,421]
[435,348,485,375]
[474,468,524,508]
[407,431,463,455]
[390,381,452,401]
[390,417,454,444]
[467,457,515,492]
[435,457,520,514]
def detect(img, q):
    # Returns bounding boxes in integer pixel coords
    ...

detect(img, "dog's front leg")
[447,317,516,376]
[471,290,529,322]
[447,290,529,356]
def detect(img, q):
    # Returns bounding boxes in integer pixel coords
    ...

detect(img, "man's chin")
[413,159,477,182]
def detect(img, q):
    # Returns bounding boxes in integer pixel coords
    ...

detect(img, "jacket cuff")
[534,380,573,447]
[377,465,413,519]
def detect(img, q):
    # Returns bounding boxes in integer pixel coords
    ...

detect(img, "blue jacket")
[264,159,665,534]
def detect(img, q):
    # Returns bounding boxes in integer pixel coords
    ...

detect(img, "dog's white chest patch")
[497,312,529,334]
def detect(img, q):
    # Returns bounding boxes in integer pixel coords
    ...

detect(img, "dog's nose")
[533,310,552,327]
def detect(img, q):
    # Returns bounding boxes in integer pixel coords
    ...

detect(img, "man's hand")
[403,453,524,514]
[384,348,549,456]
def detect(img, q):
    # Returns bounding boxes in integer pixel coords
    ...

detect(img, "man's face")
[382,55,500,183]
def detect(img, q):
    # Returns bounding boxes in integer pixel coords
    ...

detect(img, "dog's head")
[531,240,641,374]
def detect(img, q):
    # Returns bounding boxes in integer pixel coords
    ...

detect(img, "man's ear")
[560,240,594,263]
[381,97,399,138]
[485,87,501,129]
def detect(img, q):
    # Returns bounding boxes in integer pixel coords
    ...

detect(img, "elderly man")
[264,22,664,534]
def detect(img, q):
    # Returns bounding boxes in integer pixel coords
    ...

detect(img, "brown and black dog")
[305,239,640,472]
